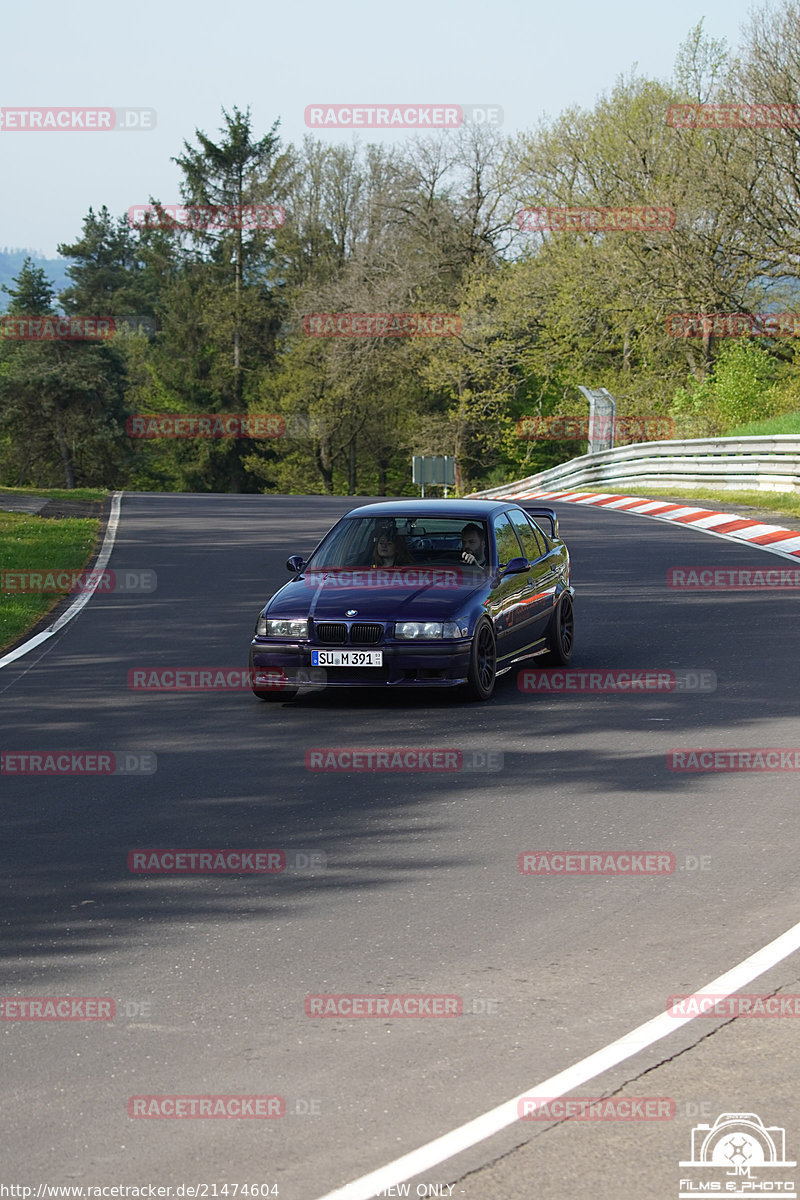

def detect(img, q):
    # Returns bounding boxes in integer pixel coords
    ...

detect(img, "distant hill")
[0,248,72,311]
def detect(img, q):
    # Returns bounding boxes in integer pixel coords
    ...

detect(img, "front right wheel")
[464,618,497,701]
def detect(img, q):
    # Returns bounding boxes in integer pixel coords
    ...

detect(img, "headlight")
[256,615,268,636]
[264,618,308,638]
[395,621,462,639]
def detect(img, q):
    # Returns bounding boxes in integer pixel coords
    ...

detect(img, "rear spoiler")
[519,505,559,540]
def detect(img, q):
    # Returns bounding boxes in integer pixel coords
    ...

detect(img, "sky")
[0,0,760,260]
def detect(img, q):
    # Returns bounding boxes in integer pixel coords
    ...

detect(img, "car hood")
[265,567,485,620]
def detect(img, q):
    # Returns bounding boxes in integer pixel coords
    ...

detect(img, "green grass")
[725,412,800,437]
[0,486,108,502]
[605,486,800,524]
[0,513,100,652]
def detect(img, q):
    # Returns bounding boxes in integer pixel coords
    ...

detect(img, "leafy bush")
[670,341,781,435]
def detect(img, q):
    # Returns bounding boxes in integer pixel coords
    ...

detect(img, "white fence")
[473,435,800,498]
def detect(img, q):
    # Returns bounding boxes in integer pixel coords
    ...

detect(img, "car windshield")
[304,516,490,570]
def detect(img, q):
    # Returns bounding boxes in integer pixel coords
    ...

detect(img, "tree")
[0,259,128,488]
[58,206,157,317]
[173,106,288,403]
[511,50,768,388]
[736,1,800,277]
[128,107,288,491]
[2,256,56,314]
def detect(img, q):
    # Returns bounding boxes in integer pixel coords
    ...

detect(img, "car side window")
[526,519,548,557]
[509,509,544,561]
[527,517,550,555]
[494,512,525,565]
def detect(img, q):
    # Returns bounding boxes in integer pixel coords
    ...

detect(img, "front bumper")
[249,638,472,689]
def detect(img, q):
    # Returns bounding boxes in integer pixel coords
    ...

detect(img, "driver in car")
[461,523,488,569]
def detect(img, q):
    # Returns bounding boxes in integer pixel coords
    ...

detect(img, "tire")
[540,592,574,666]
[465,618,497,701]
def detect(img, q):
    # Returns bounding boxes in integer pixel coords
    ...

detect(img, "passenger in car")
[371,526,413,567]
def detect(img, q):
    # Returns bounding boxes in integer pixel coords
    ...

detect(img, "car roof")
[343,499,517,519]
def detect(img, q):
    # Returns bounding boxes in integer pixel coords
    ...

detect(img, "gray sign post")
[412,455,456,498]
[578,386,616,455]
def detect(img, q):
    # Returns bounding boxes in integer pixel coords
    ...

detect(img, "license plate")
[312,650,383,667]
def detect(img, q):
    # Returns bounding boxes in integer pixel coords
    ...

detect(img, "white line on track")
[0,491,122,670]
[317,487,800,1200]
[313,918,800,1200]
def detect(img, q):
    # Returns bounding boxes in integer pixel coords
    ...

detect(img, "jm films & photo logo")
[668,993,800,1017]
[128,669,256,690]
[128,1096,285,1119]
[518,1097,675,1120]
[517,206,675,232]
[303,313,462,337]
[1,997,115,1020]
[127,204,285,231]
[1,752,156,775]
[127,849,326,873]
[667,102,800,127]
[667,567,800,590]
[516,415,675,441]
[518,852,676,875]
[668,748,800,771]
[0,315,154,341]
[304,104,503,128]
[126,415,285,439]
[0,107,156,131]
[301,567,467,589]
[2,569,156,594]
[667,312,800,337]
[303,747,503,772]
[518,669,716,693]
[305,994,461,1017]
[127,850,285,873]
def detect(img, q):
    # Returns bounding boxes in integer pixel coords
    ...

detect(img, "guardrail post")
[578,385,616,455]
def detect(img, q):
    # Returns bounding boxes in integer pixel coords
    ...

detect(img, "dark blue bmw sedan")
[249,499,574,701]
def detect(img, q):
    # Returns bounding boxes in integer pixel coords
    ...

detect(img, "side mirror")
[502,556,530,576]
[286,555,305,573]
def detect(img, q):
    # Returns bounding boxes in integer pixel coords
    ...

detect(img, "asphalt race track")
[3,492,800,1199]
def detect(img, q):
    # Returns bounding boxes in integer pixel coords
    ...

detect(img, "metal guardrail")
[473,435,800,498]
